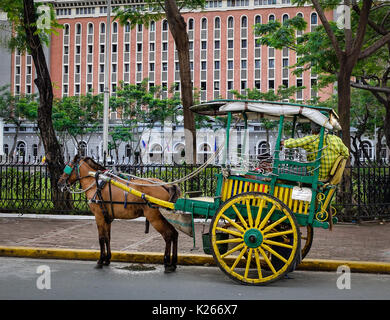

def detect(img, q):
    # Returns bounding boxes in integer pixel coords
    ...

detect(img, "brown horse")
[57,154,181,273]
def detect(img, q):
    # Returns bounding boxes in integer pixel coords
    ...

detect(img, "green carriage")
[171,99,346,285]
[106,99,346,285]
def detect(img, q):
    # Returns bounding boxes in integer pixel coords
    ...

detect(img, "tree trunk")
[384,101,390,157]
[164,0,196,164]
[23,0,72,210]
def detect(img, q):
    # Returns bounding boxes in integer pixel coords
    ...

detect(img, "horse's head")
[58,154,82,192]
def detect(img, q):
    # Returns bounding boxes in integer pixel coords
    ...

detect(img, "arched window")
[255,15,261,24]
[215,17,220,29]
[311,12,318,25]
[359,141,372,161]
[188,18,194,30]
[173,143,185,164]
[201,18,207,29]
[78,141,87,157]
[88,23,93,34]
[228,16,234,28]
[64,24,70,35]
[125,22,130,33]
[149,144,162,163]
[241,16,247,28]
[282,14,289,24]
[257,141,270,157]
[269,14,275,22]
[162,20,168,31]
[76,23,81,35]
[100,23,105,34]
[16,141,26,157]
[112,22,118,33]
[150,21,155,32]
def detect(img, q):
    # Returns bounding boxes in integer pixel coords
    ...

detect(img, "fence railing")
[0,160,389,221]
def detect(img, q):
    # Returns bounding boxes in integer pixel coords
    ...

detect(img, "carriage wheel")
[300,225,313,260]
[210,192,300,285]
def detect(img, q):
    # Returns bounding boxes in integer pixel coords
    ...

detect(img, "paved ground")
[1,214,390,262]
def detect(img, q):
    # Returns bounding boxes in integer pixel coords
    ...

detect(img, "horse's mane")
[81,157,106,171]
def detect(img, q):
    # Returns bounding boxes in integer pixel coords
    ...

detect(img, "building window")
[162,20,168,31]
[188,18,194,30]
[241,16,247,28]
[228,16,234,28]
[215,17,220,29]
[32,144,38,157]
[16,141,26,157]
[201,18,207,29]
[257,141,270,156]
[78,141,87,157]
[311,12,318,25]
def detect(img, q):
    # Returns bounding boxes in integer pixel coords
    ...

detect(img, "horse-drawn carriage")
[58,99,347,286]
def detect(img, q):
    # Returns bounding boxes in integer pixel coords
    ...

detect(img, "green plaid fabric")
[284,134,349,180]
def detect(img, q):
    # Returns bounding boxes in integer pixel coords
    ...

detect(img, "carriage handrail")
[89,171,176,210]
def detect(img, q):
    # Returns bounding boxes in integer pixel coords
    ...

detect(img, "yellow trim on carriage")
[90,173,175,210]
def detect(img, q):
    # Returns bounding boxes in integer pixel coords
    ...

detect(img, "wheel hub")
[244,228,263,248]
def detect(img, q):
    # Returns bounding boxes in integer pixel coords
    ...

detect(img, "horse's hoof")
[164,265,177,273]
[103,261,110,266]
[95,263,103,269]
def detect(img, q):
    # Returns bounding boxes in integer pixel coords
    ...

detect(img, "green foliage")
[52,93,103,141]
[0,0,62,54]
[0,85,38,124]
[114,0,206,29]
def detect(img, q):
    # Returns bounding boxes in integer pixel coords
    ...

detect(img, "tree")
[350,5,390,156]
[0,85,38,157]
[109,80,181,164]
[115,0,205,164]
[255,0,390,154]
[1,0,69,209]
[52,93,103,158]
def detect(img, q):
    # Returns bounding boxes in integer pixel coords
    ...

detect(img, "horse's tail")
[167,184,181,203]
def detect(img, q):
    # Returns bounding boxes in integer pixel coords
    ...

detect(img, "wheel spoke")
[216,238,243,245]
[244,248,253,279]
[254,198,266,229]
[264,229,293,239]
[254,248,263,279]
[221,242,245,259]
[261,243,288,263]
[215,226,243,238]
[258,247,276,274]
[246,200,253,228]
[262,215,288,233]
[220,213,245,233]
[263,239,293,249]
[230,246,247,272]
[232,204,248,229]
[258,203,277,230]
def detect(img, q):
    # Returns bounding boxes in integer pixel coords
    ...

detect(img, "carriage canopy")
[190,99,341,131]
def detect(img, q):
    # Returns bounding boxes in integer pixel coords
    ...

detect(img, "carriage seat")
[322,155,347,186]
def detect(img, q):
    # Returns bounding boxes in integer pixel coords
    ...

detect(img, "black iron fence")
[0,157,388,221]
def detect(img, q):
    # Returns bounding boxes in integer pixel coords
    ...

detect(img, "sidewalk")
[1,213,390,272]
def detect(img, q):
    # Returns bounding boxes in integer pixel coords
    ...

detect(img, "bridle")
[61,157,96,193]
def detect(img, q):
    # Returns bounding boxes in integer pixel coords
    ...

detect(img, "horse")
[57,154,181,273]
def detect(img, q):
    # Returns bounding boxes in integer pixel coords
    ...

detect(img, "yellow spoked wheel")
[300,225,313,260]
[210,192,300,285]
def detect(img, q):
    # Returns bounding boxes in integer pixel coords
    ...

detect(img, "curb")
[1,246,390,274]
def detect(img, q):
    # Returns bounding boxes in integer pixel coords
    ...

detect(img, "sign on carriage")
[291,186,312,202]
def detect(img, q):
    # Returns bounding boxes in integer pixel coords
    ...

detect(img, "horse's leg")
[144,208,178,273]
[94,211,108,269]
[104,222,112,266]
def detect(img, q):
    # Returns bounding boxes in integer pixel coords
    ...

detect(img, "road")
[1,257,390,301]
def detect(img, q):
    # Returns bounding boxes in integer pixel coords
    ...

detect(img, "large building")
[1,1,387,163]
[8,0,332,101]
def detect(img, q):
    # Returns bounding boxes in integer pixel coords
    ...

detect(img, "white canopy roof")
[191,100,341,131]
